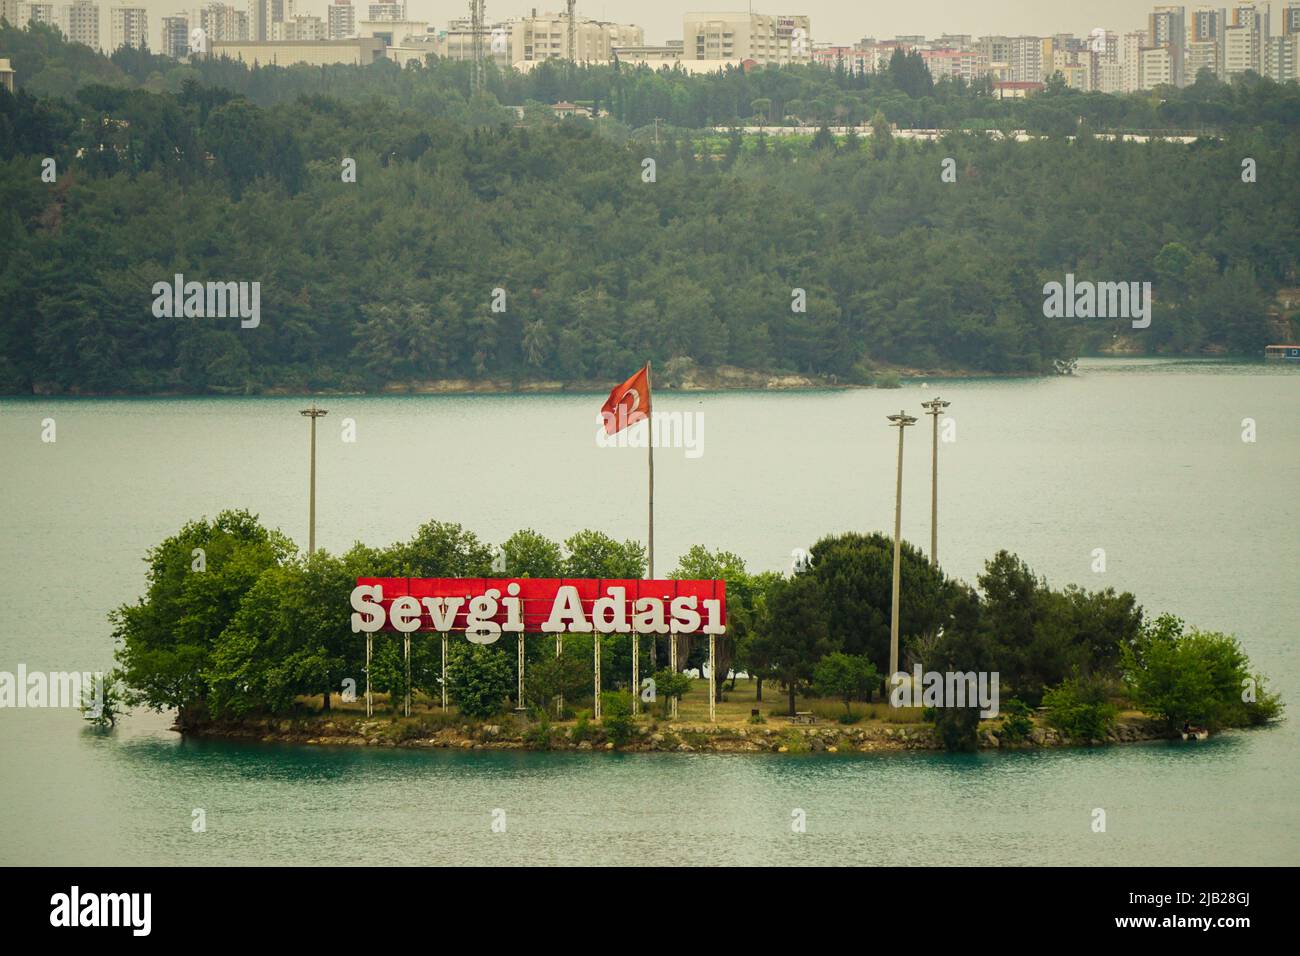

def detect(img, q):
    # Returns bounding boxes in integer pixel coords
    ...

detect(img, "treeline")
[2,71,1295,392]
[6,22,1300,135]
[107,510,1282,751]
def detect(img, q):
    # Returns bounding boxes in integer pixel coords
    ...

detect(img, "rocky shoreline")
[184,714,1174,754]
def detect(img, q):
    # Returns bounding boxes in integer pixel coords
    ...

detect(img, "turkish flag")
[601,365,652,435]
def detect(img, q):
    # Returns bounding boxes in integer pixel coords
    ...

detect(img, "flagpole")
[646,360,655,679]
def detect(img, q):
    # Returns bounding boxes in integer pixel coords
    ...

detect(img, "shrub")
[1042,677,1117,741]
[447,642,514,719]
[572,710,592,743]
[523,712,556,751]
[997,698,1034,743]
[1122,614,1283,730]
[601,691,636,748]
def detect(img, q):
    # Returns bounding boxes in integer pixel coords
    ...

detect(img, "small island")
[94,510,1283,754]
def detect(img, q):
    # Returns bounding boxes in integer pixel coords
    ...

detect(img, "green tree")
[813,652,878,716]
[752,574,837,716]
[447,641,514,719]
[111,510,293,726]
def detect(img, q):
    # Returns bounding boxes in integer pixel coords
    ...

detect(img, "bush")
[601,691,636,748]
[649,668,693,718]
[572,710,592,743]
[1042,677,1117,741]
[447,642,513,719]
[997,697,1034,743]
[523,711,556,750]
[1121,614,1282,731]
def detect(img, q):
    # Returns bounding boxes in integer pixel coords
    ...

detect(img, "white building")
[1122,30,1146,91]
[274,13,323,40]
[683,12,812,65]
[1223,23,1260,75]
[61,0,101,50]
[195,2,248,42]
[327,0,354,40]
[1140,43,1174,88]
[110,5,147,50]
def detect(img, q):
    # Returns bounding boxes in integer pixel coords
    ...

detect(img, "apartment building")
[274,13,323,40]
[17,2,56,27]
[1264,33,1300,81]
[1140,43,1175,87]
[195,2,248,42]
[160,13,188,57]
[683,12,813,65]
[1149,4,1186,85]
[511,13,644,64]
[327,0,354,40]
[919,47,985,83]
[110,5,147,50]
[1122,30,1145,91]
[61,0,101,49]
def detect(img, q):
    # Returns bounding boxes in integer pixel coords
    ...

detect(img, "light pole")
[920,397,950,567]
[299,404,328,555]
[887,410,917,681]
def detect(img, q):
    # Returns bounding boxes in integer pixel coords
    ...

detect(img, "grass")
[294,679,936,732]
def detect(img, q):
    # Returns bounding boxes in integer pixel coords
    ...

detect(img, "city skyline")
[5,1,1292,51]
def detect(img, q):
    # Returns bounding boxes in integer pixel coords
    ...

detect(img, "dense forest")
[1,24,1297,394]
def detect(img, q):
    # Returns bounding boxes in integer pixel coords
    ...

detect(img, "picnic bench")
[789,712,818,725]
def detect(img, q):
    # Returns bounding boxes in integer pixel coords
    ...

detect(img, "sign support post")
[440,634,448,710]
[593,632,602,719]
[365,632,373,717]
[708,634,716,723]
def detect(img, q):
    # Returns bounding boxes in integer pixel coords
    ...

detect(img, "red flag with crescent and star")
[601,365,652,435]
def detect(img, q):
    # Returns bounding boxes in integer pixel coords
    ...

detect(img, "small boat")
[1180,727,1209,741]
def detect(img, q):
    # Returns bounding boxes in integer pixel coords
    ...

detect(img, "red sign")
[351,578,726,637]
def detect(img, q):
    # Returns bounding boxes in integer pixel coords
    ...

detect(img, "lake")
[1,358,1297,865]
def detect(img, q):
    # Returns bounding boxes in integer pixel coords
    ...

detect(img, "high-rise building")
[1,0,19,27]
[110,5,147,50]
[1185,39,1220,79]
[18,1,57,27]
[1006,34,1042,82]
[1149,5,1186,85]
[61,0,101,50]
[1263,34,1299,81]
[160,13,188,57]
[327,0,353,40]
[1284,1,1300,36]
[1140,43,1175,87]
[1223,23,1259,74]
[683,12,812,65]
[1121,30,1145,91]
[366,1,402,21]
[275,13,322,40]
[195,2,248,42]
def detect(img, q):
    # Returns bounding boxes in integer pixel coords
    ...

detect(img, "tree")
[869,109,892,158]
[1121,614,1278,731]
[813,652,878,716]
[752,574,837,716]
[447,641,513,719]
[111,510,293,726]
[205,548,360,717]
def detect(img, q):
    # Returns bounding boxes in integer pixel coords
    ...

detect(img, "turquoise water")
[1,358,1297,865]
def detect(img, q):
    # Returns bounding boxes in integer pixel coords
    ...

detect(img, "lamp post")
[299,404,328,555]
[920,397,950,567]
[886,410,917,681]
